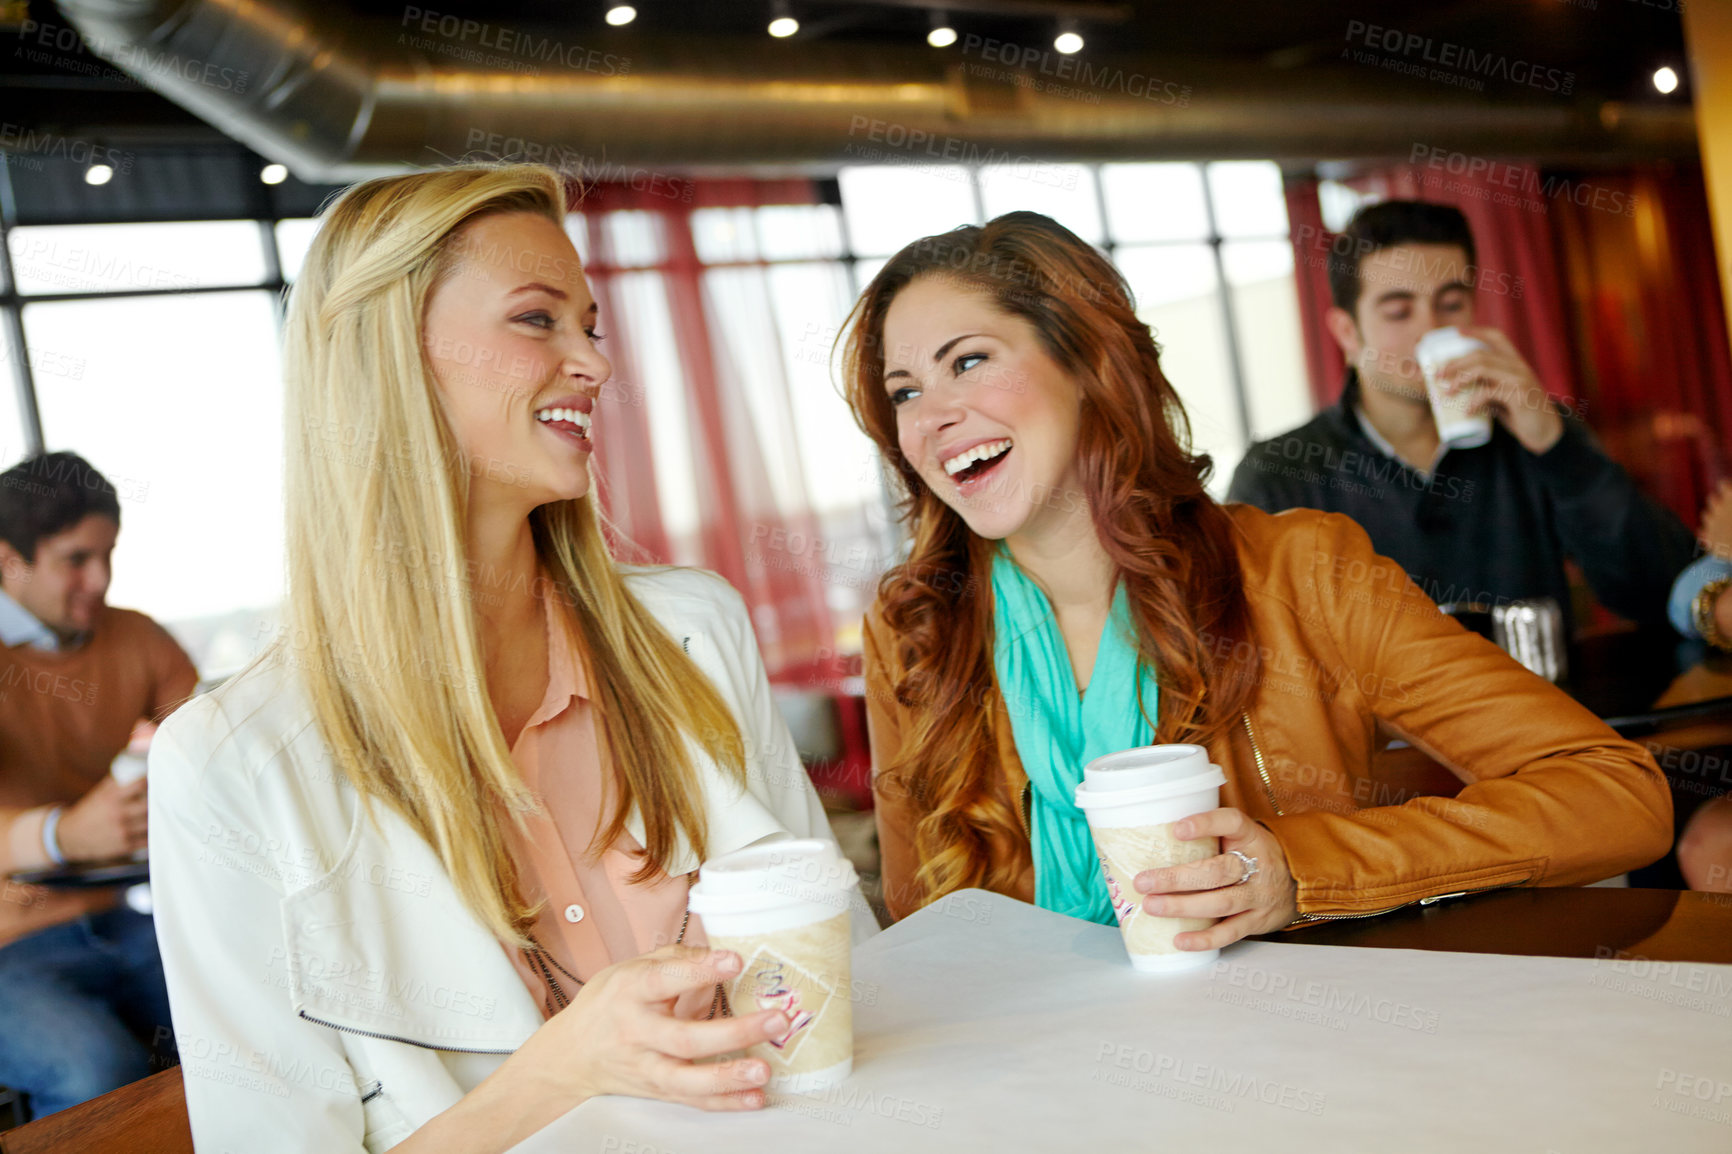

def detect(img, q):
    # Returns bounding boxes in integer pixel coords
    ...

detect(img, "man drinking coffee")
[1228,199,1694,633]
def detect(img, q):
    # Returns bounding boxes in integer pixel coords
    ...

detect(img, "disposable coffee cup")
[1414,327,1493,450]
[687,838,857,1092]
[110,752,148,786]
[111,721,156,786]
[112,747,151,863]
[1075,744,1227,973]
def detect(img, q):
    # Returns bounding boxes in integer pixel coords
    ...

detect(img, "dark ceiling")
[346,0,1687,89]
[0,0,1693,149]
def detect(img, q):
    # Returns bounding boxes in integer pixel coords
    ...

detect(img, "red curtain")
[567,178,838,674]
[1548,164,1732,523]
[1283,177,1344,411]
[579,225,672,566]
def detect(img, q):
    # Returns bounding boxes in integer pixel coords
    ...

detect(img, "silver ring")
[1228,849,1260,886]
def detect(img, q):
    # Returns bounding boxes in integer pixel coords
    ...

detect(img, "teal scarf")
[990,546,1158,925]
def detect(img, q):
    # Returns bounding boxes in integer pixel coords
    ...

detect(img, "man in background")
[1228,199,1694,631]
[0,451,197,1120]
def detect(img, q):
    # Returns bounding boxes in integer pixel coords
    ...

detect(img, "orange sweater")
[0,605,198,948]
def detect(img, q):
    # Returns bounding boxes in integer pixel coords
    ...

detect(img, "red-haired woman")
[845,211,1671,945]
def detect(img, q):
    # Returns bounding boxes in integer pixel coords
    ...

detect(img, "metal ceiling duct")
[54,0,1696,181]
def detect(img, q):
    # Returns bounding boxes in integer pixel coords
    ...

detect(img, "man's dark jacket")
[1226,372,1695,628]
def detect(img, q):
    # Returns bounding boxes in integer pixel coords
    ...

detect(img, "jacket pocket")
[359,1081,416,1153]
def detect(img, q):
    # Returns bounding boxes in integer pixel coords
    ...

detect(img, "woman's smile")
[534,398,594,452]
[942,437,1014,492]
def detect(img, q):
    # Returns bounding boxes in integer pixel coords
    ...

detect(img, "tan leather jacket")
[865,505,1674,923]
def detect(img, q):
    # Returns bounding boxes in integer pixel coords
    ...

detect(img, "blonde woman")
[147,165,875,1153]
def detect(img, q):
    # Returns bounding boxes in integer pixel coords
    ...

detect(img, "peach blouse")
[503,593,711,1019]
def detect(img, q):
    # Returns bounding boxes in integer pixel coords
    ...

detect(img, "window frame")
[834,161,1300,454]
[0,189,288,457]
[0,159,1308,643]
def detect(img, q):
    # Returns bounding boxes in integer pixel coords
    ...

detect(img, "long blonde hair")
[265,163,745,945]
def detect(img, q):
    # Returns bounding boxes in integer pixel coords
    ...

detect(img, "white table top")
[511,889,1732,1153]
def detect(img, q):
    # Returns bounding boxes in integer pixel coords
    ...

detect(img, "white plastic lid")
[1074,763,1226,811]
[1415,326,1485,370]
[687,838,858,916]
[1082,744,1210,792]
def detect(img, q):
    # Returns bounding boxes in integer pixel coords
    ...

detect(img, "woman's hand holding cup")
[1133,807,1298,950]
[511,944,790,1113]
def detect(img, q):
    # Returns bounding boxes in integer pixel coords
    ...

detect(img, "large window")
[705,231,883,642]
[0,323,29,465]
[24,291,285,624]
[1,221,286,676]
[8,221,270,295]
[585,202,891,642]
[0,160,1315,672]
[834,160,1314,490]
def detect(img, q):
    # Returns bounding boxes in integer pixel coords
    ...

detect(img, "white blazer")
[148,567,878,1153]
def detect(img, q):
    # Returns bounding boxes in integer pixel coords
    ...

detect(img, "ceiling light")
[1654,66,1679,95]
[260,163,288,185]
[605,6,636,26]
[769,15,799,37]
[1054,30,1083,54]
[928,10,956,47]
[84,164,113,186]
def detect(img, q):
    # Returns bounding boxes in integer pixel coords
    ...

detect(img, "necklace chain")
[525,874,724,1019]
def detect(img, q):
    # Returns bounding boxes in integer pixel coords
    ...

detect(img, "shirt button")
[564,904,585,924]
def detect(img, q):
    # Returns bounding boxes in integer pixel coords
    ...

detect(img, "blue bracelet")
[41,806,67,866]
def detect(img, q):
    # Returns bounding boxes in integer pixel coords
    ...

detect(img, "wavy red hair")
[842,211,1262,910]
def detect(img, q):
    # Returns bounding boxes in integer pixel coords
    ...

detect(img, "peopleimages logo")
[957,33,1191,106]
[1408,145,1638,218]
[1207,961,1441,1033]
[1342,20,1574,95]
[14,17,250,94]
[0,123,134,173]
[1093,1043,1328,1115]
[845,116,1078,190]
[460,130,691,201]
[400,6,630,76]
